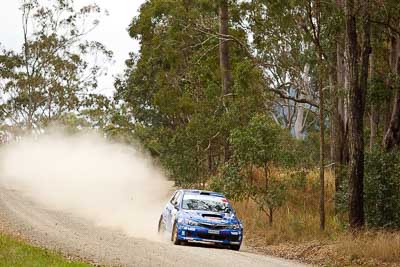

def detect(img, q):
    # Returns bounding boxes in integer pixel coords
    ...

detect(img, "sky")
[0,0,146,97]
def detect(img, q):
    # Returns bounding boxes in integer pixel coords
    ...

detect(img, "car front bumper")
[176,224,242,245]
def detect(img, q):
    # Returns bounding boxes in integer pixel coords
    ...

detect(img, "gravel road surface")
[0,186,308,267]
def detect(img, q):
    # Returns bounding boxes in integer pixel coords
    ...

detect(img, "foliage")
[251,178,287,216]
[208,162,249,201]
[288,170,308,191]
[0,0,112,131]
[336,149,400,228]
[367,77,390,106]
[223,114,293,223]
[116,0,267,186]
[230,114,283,167]
[364,149,400,228]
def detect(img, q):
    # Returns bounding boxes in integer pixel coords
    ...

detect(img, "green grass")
[0,233,90,267]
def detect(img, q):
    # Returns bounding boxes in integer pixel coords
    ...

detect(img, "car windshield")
[182,194,232,213]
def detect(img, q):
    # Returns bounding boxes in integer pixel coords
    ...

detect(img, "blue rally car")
[158,189,243,250]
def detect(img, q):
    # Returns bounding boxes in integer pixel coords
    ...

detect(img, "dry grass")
[231,168,400,266]
[338,231,400,264]
[235,198,342,245]
[234,169,342,245]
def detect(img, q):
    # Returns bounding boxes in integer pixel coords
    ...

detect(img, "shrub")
[208,163,249,201]
[364,149,400,228]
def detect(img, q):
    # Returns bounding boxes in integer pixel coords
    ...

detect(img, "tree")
[219,0,232,103]
[218,0,233,161]
[345,0,371,229]
[118,0,266,185]
[297,0,329,231]
[382,4,400,150]
[230,114,289,225]
[0,0,112,132]
[241,0,320,127]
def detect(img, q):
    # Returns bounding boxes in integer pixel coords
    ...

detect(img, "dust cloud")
[0,131,172,240]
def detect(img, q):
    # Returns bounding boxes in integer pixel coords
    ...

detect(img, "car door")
[168,191,182,231]
[170,191,183,227]
[165,191,179,231]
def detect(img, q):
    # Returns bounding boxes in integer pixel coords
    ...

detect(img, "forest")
[1,0,400,265]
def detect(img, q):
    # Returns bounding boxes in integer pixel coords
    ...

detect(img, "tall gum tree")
[345,0,371,229]
[0,0,112,132]
[218,0,233,162]
[383,34,400,149]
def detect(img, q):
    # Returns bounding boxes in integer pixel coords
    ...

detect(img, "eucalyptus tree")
[230,114,290,225]
[118,0,265,185]
[381,0,400,150]
[219,0,233,161]
[240,0,341,230]
[0,0,112,132]
[345,0,372,229]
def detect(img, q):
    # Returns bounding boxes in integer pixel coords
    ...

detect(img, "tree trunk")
[264,164,272,225]
[22,4,33,130]
[295,64,310,140]
[330,73,335,166]
[369,51,378,151]
[219,0,232,100]
[345,0,371,229]
[333,0,348,195]
[342,34,351,166]
[294,103,305,139]
[383,36,400,150]
[358,0,371,225]
[219,0,232,162]
[268,207,273,226]
[319,77,325,231]
[264,163,269,191]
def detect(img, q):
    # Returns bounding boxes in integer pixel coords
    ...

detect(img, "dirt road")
[0,186,307,267]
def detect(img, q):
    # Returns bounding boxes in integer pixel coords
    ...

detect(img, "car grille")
[198,223,228,230]
[196,232,240,242]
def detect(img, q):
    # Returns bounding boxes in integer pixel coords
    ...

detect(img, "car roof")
[180,189,225,198]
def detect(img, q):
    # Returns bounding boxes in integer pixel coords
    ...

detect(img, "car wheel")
[171,222,181,245]
[230,244,241,251]
[158,215,165,233]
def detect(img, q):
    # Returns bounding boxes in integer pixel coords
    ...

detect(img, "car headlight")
[184,219,200,226]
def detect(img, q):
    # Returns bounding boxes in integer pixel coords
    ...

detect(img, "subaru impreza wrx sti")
[158,189,243,250]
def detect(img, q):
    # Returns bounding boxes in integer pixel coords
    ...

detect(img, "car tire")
[230,244,241,251]
[158,215,165,233]
[171,222,181,245]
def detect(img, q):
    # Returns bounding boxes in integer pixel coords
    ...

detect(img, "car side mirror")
[171,201,179,210]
